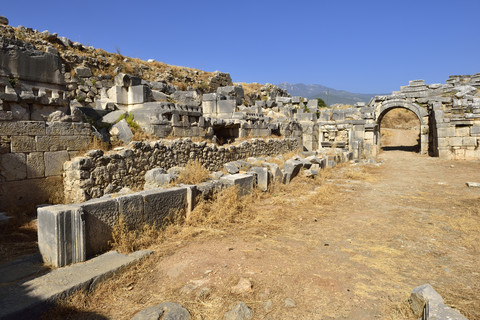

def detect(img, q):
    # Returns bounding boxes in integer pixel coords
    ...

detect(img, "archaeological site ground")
[0,16,478,320]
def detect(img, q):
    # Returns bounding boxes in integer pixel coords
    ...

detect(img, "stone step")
[0,250,152,320]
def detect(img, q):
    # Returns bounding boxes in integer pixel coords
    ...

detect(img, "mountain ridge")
[277,82,386,106]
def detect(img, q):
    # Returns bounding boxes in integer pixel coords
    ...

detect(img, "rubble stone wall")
[63,138,299,203]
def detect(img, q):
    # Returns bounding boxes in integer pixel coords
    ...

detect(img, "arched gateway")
[374,99,430,155]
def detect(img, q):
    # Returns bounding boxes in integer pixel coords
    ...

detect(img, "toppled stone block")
[223,301,252,320]
[172,91,201,106]
[110,119,133,143]
[220,174,254,196]
[102,110,127,124]
[37,205,85,267]
[282,159,303,184]
[224,162,240,174]
[249,167,270,192]
[409,284,467,320]
[263,162,283,183]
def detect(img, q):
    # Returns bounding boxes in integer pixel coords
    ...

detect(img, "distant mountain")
[277,82,384,106]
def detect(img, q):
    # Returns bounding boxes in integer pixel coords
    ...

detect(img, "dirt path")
[48,150,480,320]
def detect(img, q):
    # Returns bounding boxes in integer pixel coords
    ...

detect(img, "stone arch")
[374,99,429,154]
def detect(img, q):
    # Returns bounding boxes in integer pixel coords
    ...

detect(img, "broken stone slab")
[224,162,240,174]
[131,302,191,320]
[248,167,270,192]
[263,162,283,183]
[0,250,152,320]
[220,174,254,196]
[223,301,253,320]
[282,159,303,184]
[109,119,133,143]
[409,284,467,320]
[101,110,127,124]
[466,182,480,188]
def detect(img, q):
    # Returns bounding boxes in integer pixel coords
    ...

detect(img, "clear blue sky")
[2,0,479,93]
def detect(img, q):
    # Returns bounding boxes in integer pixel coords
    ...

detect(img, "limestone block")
[0,152,26,181]
[46,122,75,136]
[249,167,269,192]
[75,66,92,78]
[202,93,217,101]
[281,159,303,184]
[462,137,477,147]
[44,150,70,176]
[72,123,93,136]
[224,162,239,174]
[36,135,91,151]
[107,86,128,105]
[437,138,449,148]
[217,100,236,114]
[455,126,469,137]
[10,103,28,120]
[202,100,217,116]
[172,91,201,106]
[276,97,291,104]
[220,174,254,196]
[109,119,133,143]
[37,204,85,267]
[140,187,188,226]
[116,193,144,229]
[10,136,36,152]
[128,85,146,104]
[305,156,325,168]
[0,121,45,136]
[449,137,463,147]
[80,197,120,257]
[27,152,45,178]
[470,126,480,135]
[409,284,467,320]
[263,162,282,183]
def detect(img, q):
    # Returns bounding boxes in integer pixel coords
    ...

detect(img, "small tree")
[317,98,327,108]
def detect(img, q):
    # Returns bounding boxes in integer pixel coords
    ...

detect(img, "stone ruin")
[0,20,480,267]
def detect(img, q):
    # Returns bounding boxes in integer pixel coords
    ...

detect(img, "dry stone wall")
[63,138,299,203]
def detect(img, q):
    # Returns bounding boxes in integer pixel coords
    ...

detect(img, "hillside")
[277,82,384,106]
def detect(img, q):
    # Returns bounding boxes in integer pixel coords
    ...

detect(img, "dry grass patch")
[175,160,210,185]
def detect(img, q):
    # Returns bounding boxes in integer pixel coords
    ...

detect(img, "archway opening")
[379,108,421,152]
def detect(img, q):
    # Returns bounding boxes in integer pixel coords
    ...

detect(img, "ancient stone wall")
[0,120,93,213]
[63,138,299,203]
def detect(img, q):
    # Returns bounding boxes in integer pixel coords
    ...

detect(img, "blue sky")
[2,0,479,93]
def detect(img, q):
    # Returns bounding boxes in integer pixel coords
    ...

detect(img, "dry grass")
[175,160,210,185]
[342,166,377,182]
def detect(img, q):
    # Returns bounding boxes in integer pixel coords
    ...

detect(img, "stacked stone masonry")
[63,138,299,203]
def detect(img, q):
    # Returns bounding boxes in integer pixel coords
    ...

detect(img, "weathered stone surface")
[44,150,69,176]
[172,91,201,106]
[224,162,240,174]
[10,135,36,153]
[131,302,191,320]
[0,250,152,320]
[0,153,27,181]
[409,284,467,320]
[75,66,92,78]
[37,204,85,267]
[0,121,46,136]
[27,152,45,178]
[80,197,120,257]
[110,119,133,143]
[220,174,254,196]
[144,168,172,189]
[282,159,303,184]
[117,193,144,229]
[223,302,253,320]
[249,167,269,191]
[140,187,188,226]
